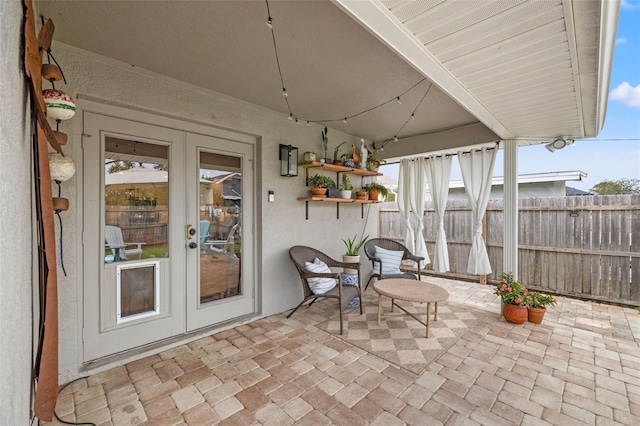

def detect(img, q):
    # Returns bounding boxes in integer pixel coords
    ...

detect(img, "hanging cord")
[37,377,97,426]
[55,180,67,277]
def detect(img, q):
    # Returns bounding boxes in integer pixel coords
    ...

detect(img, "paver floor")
[41,277,640,425]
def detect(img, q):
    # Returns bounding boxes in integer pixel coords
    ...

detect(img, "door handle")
[188,242,198,249]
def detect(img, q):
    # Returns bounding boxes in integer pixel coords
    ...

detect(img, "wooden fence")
[379,194,640,306]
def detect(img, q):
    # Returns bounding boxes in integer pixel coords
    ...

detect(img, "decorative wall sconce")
[279,144,298,177]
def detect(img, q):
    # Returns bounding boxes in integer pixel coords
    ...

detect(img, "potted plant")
[355,188,368,200]
[321,127,331,163]
[363,182,388,201]
[340,174,353,199]
[524,291,556,324]
[366,146,386,172]
[308,174,335,197]
[342,234,368,274]
[494,272,528,324]
[333,141,346,165]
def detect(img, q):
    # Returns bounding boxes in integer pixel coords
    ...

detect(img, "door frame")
[75,100,260,364]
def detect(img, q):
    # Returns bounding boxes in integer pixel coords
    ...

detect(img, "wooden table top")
[373,278,449,303]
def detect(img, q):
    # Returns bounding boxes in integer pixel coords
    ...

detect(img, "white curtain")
[425,155,452,272]
[458,147,496,275]
[398,158,430,268]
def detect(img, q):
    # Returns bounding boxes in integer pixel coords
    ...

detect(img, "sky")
[381,0,640,192]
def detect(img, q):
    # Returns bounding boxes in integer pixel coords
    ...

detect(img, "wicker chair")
[363,238,424,290]
[288,246,363,335]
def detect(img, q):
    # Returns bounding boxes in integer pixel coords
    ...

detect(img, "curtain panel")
[458,147,496,275]
[425,155,452,272]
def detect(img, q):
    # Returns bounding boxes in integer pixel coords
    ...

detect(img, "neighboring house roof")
[105,166,167,185]
[447,171,588,189]
[40,0,616,157]
[566,186,592,196]
[381,170,588,191]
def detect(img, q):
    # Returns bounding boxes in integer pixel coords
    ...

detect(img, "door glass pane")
[104,137,169,263]
[199,152,242,303]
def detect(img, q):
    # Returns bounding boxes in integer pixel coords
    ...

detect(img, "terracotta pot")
[310,187,327,197]
[528,306,547,324]
[356,191,367,200]
[502,303,527,324]
[368,189,379,201]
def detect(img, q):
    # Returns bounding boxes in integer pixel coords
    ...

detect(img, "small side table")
[373,278,449,338]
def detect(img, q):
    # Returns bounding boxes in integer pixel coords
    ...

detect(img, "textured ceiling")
[36,0,613,158]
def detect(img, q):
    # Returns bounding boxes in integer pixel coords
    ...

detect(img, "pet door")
[116,260,160,323]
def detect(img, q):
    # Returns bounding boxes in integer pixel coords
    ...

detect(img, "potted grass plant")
[342,234,368,274]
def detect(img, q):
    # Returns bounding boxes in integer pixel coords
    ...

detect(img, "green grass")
[141,244,168,259]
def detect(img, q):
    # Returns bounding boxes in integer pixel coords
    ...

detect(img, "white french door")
[82,112,255,361]
[185,133,255,331]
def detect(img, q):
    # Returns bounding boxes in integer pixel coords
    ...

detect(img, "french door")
[82,112,255,361]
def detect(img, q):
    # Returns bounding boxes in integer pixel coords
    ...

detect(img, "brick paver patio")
[42,277,640,425]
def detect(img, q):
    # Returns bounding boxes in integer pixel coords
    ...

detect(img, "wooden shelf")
[299,161,381,177]
[297,196,379,220]
[297,197,379,204]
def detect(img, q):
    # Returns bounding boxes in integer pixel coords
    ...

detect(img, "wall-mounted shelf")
[297,162,383,220]
[299,161,381,177]
[297,196,380,220]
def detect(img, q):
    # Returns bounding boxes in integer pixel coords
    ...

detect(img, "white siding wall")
[0,1,36,424]
[51,43,377,382]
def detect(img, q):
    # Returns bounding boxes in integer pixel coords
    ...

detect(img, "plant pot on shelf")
[368,189,380,201]
[340,190,352,200]
[356,191,367,200]
[527,306,547,324]
[342,255,360,275]
[310,187,327,197]
[502,303,528,324]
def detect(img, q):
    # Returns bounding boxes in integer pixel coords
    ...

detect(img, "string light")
[264,0,430,145]
[377,82,433,150]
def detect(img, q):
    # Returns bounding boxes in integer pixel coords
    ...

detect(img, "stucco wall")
[51,44,377,381]
[0,1,36,424]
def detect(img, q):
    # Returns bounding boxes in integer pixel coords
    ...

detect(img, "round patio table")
[373,278,449,338]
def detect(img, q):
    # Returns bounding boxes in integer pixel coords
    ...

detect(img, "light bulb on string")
[288,114,293,121]
[267,17,273,29]
[343,117,348,124]
[295,118,300,124]
[410,113,415,120]
[282,88,288,98]
[306,121,310,126]
[396,97,402,105]
[394,136,398,142]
